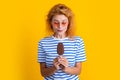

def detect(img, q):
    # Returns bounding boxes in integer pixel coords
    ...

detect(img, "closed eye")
[53,22,59,24]
[62,22,67,25]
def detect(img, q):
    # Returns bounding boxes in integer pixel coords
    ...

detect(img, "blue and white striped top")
[38,36,86,80]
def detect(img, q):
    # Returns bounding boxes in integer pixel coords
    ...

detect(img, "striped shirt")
[38,36,86,80]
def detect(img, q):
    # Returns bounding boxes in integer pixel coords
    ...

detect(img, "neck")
[53,33,67,39]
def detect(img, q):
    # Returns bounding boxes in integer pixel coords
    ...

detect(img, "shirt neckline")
[51,36,69,41]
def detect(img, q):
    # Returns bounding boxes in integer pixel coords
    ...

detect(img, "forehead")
[52,14,68,21]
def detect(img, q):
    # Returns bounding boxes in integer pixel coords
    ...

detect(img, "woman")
[38,4,86,80]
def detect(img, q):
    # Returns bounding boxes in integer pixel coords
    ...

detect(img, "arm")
[58,57,82,75]
[63,62,82,75]
[40,63,56,77]
[40,58,60,77]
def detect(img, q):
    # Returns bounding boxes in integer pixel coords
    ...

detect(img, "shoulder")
[73,36,84,42]
[38,36,52,43]
[73,36,85,46]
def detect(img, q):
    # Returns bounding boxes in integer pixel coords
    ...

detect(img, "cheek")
[63,23,69,28]
[53,23,58,26]
[52,26,58,31]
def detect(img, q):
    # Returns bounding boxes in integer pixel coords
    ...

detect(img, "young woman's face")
[51,14,69,35]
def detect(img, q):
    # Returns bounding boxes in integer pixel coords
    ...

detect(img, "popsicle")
[57,43,64,55]
[57,42,65,69]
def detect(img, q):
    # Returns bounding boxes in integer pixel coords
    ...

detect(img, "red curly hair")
[46,3,75,38]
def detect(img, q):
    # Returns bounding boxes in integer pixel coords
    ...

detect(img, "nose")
[58,23,62,28]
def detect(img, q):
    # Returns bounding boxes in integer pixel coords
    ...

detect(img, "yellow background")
[0,0,120,80]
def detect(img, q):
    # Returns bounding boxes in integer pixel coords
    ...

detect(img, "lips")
[57,30,63,32]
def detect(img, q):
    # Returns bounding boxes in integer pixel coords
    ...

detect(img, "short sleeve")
[38,41,46,62]
[75,37,86,62]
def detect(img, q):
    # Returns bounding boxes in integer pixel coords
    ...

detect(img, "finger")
[60,61,68,67]
[55,62,60,65]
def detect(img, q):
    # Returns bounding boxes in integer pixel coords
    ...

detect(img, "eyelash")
[53,22,67,25]
[54,22,58,24]
[62,22,66,25]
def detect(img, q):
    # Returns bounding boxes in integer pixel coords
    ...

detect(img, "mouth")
[57,30,63,32]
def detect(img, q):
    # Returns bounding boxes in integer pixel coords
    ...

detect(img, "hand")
[53,58,60,70]
[58,56,69,69]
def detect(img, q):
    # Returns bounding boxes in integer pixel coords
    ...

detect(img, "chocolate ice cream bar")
[57,42,65,69]
[57,42,64,55]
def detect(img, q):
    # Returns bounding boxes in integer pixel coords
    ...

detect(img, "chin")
[58,32,65,35]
